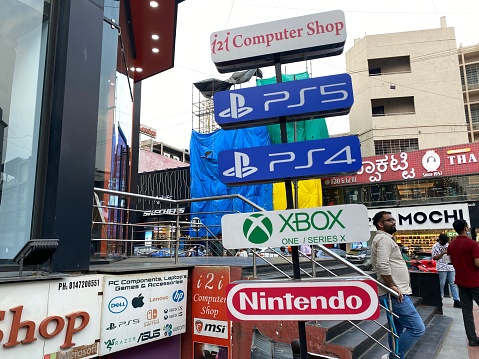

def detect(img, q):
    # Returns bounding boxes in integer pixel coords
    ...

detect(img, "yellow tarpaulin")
[273,179,323,210]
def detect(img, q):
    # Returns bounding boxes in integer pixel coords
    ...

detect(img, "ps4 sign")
[218,136,362,186]
[214,73,353,129]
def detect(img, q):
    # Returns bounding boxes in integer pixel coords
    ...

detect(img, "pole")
[274,59,308,359]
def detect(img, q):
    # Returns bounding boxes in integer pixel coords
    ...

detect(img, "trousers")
[379,294,425,359]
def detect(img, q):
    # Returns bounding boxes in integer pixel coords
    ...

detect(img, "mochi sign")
[226,279,379,321]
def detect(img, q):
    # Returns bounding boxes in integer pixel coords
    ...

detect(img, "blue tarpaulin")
[189,127,273,236]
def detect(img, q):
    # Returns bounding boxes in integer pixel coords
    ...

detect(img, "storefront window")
[0,0,49,259]
[92,4,134,259]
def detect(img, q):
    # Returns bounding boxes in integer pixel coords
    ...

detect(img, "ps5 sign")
[214,73,353,129]
[211,10,346,73]
[221,204,370,249]
[218,136,362,186]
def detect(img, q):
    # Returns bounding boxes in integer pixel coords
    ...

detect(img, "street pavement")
[437,296,474,359]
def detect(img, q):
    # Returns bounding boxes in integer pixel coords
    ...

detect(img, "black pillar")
[40,0,104,271]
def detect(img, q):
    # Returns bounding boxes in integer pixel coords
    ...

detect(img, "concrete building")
[346,18,468,157]
[460,44,479,142]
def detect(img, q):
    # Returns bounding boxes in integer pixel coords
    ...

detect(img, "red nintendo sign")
[324,142,479,187]
[226,279,379,321]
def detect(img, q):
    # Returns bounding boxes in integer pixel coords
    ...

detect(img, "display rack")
[395,234,440,253]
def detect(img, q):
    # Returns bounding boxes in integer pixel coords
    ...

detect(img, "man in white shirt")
[372,211,425,359]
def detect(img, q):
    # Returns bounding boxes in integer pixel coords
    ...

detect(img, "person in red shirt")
[448,219,479,346]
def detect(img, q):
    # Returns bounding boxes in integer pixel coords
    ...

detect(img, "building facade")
[460,44,479,142]
[346,20,468,157]
[0,0,183,270]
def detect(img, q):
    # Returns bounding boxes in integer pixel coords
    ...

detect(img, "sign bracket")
[275,58,308,359]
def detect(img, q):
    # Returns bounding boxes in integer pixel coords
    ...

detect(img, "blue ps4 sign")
[214,73,353,129]
[218,136,362,186]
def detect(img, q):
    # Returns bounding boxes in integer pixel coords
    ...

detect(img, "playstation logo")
[223,152,258,178]
[218,93,253,119]
[106,323,117,330]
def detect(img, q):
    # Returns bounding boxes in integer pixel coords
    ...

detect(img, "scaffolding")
[191,87,220,134]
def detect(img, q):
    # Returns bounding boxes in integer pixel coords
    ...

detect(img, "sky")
[140,0,479,151]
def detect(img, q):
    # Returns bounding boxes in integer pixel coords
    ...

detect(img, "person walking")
[432,233,461,308]
[371,211,425,359]
[235,248,248,257]
[448,219,479,346]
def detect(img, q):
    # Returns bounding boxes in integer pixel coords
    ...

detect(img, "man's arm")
[380,274,404,302]
[474,258,479,267]
[375,237,404,302]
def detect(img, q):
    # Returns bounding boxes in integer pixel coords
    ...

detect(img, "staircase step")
[356,307,451,359]
[406,314,452,358]
[325,301,435,359]
[312,296,421,343]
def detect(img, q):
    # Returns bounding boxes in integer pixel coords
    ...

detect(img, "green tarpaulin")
[256,71,330,143]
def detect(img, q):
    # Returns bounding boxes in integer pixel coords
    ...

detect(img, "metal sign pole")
[274,59,308,359]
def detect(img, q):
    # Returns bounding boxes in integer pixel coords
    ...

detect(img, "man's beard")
[385,227,397,235]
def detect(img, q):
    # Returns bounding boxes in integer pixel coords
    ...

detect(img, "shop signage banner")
[218,136,362,186]
[324,142,479,186]
[0,275,103,359]
[192,266,232,359]
[222,204,370,249]
[226,279,379,321]
[99,271,188,355]
[367,203,469,231]
[213,74,353,129]
[210,10,346,73]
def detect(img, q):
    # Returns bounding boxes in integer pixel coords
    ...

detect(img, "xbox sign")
[221,204,370,249]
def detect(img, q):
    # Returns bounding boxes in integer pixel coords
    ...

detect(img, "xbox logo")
[243,213,273,244]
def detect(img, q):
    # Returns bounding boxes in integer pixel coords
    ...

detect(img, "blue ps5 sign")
[214,73,353,129]
[218,136,362,185]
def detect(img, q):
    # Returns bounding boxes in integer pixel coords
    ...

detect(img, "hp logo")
[172,290,185,302]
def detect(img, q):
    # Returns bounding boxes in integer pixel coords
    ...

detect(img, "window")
[465,63,479,90]
[371,97,415,117]
[368,56,411,76]
[0,0,50,260]
[374,139,419,155]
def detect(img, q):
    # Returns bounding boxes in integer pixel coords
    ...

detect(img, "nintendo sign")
[226,279,379,321]
[210,10,346,73]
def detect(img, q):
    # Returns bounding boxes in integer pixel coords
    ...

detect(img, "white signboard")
[99,270,188,355]
[222,204,370,248]
[210,10,346,73]
[0,275,103,359]
[367,203,469,231]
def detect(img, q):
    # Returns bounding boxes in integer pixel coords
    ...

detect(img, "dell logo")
[223,152,258,178]
[219,93,253,119]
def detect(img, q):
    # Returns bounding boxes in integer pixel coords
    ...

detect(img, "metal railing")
[92,187,400,358]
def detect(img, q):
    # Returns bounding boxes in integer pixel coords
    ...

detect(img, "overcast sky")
[140,0,479,150]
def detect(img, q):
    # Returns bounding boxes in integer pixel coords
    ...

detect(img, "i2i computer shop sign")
[211,10,346,73]
[221,204,370,249]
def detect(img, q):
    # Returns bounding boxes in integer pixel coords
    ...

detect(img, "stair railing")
[92,187,400,357]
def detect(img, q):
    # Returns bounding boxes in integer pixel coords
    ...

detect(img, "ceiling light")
[152,34,159,40]
[130,67,135,72]
[150,1,159,7]
[152,48,159,53]
[136,68,143,72]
